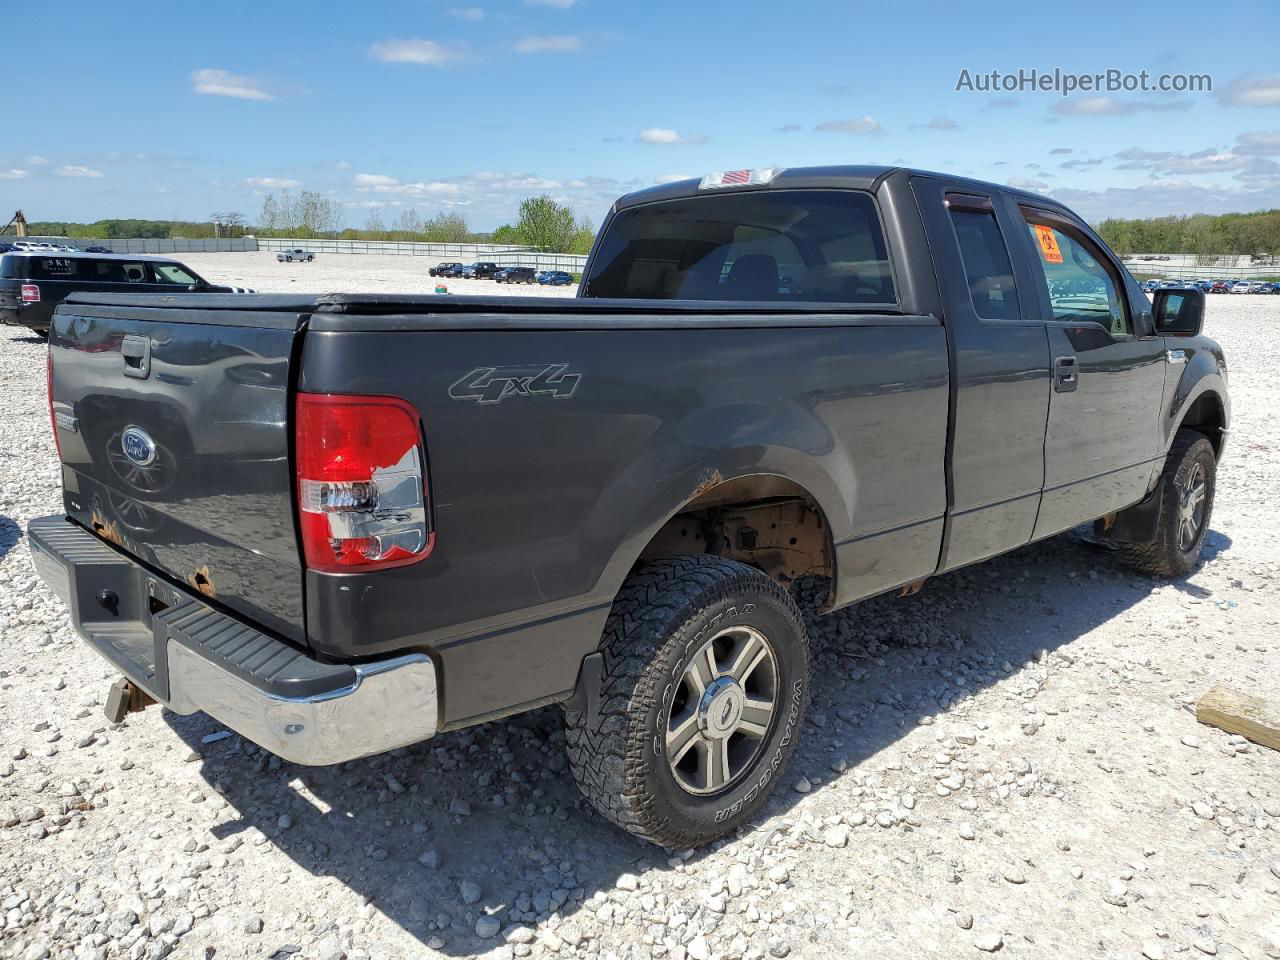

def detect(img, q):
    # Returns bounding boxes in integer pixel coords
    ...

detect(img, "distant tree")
[364,213,387,238]
[569,215,597,255]
[490,223,520,245]
[424,210,470,243]
[513,195,576,252]
[394,208,424,237]
[260,196,281,234]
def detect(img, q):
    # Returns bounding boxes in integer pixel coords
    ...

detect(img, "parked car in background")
[1230,281,1258,294]
[84,246,113,254]
[494,266,537,284]
[1209,281,1230,294]
[429,262,463,277]
[0,252,254,335]
[277,248,316,263]
[537,270,574,286]
[461,261,500,279]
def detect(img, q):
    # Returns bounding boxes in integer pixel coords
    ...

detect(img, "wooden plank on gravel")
[1196,685,1280,752]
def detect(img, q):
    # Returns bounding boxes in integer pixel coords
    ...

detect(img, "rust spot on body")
[90,511,124,547]
[187,566,216,598]
[692,468,724,499]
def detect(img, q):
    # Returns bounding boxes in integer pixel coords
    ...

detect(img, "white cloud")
[1051,96,1191,116]
[336,159,352,170]
[25,155,48,165]
[368,39,466,66]
[354,172,460,195]
[449,5,485,18]
[914,115,959,130]
[815,115,882,135]
[0,169,28,180]
[192,68,274,101]
[1005,177,1049,191]
[246,176,302,188]
[775,123,802,133]
[1235,130,1280,156]
[515,35,582,53]
[1216,74,1280,108]
[56,165,103,178]
[638,128,709,145]
[1053,179,1280,220]
[524,0,577,6]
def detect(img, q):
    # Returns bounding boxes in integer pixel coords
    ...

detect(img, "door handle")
[121,335,151,380]
[1053,356,1078,393]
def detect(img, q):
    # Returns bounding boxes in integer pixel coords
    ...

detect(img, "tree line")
[1096,209,1280,259]
[21,192,599,253]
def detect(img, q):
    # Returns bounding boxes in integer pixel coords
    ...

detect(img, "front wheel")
[1119,429,1216,577]
[565,556,810,848]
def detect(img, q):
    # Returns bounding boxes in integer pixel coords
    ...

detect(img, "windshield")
[582,189,895,304]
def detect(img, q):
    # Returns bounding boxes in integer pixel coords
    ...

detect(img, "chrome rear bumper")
[28,515,439,765]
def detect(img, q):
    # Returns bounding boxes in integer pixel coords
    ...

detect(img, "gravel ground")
[1,293,1279,960]
[177,252,581,298]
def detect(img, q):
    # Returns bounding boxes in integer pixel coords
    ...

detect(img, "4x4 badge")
[449,363,581,404]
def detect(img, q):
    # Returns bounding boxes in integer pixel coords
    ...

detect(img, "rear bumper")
[0,303,51,331]
[27,515,439,765]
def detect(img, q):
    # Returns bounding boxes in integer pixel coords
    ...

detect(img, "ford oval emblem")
[121,426,157,467]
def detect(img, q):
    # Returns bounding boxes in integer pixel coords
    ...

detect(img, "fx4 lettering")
[448,363,582,404]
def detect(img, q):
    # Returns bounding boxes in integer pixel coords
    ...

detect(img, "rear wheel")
[1119,429,1216,577]
[565,556,809,848]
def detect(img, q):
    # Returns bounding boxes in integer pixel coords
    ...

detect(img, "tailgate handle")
[121,335,151,379]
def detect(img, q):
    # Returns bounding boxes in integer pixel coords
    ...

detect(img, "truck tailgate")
[49,302,308,643]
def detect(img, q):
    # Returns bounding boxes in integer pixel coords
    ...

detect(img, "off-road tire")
[564,556,810,848]
[1119,428,1216,577]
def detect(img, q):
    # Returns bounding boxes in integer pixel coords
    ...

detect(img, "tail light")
[21,284,40,303]
[47,353,62,462]
[295,393,433,573]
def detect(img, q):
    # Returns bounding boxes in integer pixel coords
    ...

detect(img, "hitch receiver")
[104,678,156,724]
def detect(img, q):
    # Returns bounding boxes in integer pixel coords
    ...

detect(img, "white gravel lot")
[1,289,1278,960]
[177,252,581,298]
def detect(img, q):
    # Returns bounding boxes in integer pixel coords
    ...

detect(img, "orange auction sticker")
[1033,224,1064,264]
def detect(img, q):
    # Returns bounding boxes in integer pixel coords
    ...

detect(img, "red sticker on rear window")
[1033,224,1064,264]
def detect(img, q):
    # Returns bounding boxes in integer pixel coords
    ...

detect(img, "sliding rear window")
[583,189,895,305]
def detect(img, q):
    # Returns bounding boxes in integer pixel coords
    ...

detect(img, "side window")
[152,263,198,285]
[121,263,148,284]
[1022,213,1129,336]
[948,208,1020,321]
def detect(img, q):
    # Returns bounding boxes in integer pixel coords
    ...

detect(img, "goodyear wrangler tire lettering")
[564,556,810,848]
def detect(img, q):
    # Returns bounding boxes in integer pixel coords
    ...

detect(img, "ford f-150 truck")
[29,165,1228,848]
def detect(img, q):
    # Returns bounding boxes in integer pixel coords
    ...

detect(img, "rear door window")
[948,208,1020,321]
[583,189,895,304]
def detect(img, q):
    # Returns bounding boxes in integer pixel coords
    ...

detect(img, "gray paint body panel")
[42,165,1231,733]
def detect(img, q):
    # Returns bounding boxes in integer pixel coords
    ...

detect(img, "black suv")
[461,261,500,279]
[429,262,463,277]
[494,266,537,284]
[0,252,249,335]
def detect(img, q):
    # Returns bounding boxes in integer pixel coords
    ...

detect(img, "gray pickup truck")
[30,165,1228,848]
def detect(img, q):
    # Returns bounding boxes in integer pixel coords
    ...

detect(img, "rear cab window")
[583,189,896,305]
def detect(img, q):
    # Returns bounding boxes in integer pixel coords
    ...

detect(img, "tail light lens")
[295,393,433,573]
[21,284,40,303]
[47,353,62,462]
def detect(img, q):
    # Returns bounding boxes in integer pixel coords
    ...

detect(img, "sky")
[3,0,1279,231]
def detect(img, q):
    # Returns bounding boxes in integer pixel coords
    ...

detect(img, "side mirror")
[1152,287,1204,337]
